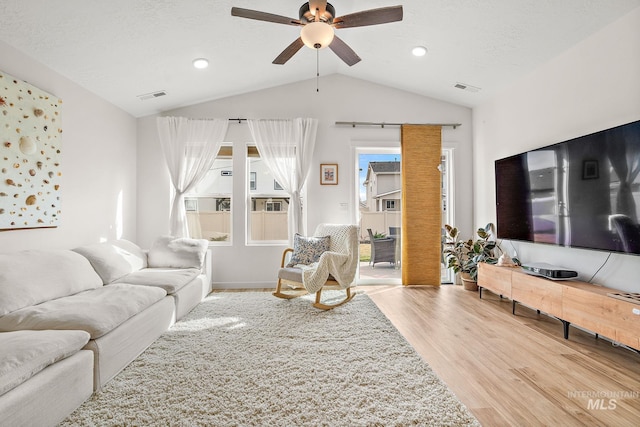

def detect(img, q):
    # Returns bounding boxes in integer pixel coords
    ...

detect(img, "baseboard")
[212,281,275,290]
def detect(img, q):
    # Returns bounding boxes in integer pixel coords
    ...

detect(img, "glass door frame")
[441,147,455,284]
[353,145,456,285]
[353,146,402,286]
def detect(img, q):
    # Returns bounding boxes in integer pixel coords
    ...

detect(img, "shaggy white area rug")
[61,292,479,426]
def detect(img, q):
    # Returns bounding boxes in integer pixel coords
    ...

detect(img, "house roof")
[364,161,400,184]
[369,161,400,174]
[374,189,401,199]
[0,1,637,117]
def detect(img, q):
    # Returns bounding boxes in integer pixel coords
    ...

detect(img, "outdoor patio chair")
[274,224,359,310]
[367,228,396,267]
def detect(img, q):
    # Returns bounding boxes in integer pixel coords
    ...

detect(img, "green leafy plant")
[443,223,502,281]
[372,231,386,239]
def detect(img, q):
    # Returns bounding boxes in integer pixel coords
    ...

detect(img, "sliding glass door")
[356,148,402,284]
[441,148,454,284]
[355,146,455,285]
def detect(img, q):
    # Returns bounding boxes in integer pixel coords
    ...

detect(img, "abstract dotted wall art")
[0,70,62,230]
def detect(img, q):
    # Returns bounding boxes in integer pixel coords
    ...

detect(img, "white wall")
[137,74,473,288]
[0,40,138,253]
[473,7,640,291]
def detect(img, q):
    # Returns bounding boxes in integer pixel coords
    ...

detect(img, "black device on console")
[521,262,578,280]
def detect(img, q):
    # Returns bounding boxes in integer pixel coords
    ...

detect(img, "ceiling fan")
[231,1,403,66]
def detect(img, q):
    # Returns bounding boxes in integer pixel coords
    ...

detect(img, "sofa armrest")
[202,249,212,287]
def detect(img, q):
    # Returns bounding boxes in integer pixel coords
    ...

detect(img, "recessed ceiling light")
[192,58,209,69]
[412,46,427,57]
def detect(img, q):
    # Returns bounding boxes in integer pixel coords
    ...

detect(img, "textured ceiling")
[0,0,638,117]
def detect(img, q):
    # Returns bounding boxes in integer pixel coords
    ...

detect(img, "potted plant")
[443,223,502,291]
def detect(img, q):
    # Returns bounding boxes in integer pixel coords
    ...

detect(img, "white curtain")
[156,117,229,237]
[247,118,318,243]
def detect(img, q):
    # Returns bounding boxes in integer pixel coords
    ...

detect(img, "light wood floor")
[365,284,640,426]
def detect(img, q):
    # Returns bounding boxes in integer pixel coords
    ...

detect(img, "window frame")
[182,143,233,246]
[246,144,291,245]
[385,200,397,210]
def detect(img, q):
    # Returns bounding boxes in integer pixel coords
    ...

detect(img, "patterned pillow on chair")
[286,234,330,267]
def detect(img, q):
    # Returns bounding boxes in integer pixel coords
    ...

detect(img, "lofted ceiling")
[0,0,638,118]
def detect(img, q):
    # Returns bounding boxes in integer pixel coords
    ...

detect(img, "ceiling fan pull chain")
[316,48,320,93]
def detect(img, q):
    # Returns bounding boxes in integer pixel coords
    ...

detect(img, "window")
[385,200,397,210]
[248,146,290,242]
[266,201,282,211]
[183,145,232,244]
[185,199,198,212]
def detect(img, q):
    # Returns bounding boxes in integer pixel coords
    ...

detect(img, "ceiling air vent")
[137,90,167,101]
[454,82,480,93]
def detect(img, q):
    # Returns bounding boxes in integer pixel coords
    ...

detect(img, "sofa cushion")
[113,268,201,293]
[0,250,103,317]
[0,284,167,339]
[73,239,148,284]
[0,329,91,395]
[147,236,208,269]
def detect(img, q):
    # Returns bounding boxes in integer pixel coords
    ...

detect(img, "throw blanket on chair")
[298,224,359,294]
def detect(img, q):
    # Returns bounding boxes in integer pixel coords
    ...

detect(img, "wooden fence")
[187,210,401,242]
[359,211,401,240]
[186,211,288,241]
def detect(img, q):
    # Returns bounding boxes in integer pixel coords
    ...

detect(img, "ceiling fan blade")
[231,7,302,26]
[273,38,305,65]
[333,5,403,29]
[329,35,361,66]
[308,0,327,18]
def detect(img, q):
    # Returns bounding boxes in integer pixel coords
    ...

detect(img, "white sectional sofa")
[73,237,212,323]
[0,330,93,427]
[0,236,211,426]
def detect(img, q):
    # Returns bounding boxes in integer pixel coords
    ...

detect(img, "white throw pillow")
[0,250,103,317]
[147,236,208,269]
[73,239,148,284]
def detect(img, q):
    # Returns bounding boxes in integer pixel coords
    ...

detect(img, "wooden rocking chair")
[273,224,359,310]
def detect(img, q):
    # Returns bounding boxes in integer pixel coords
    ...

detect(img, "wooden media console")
[477,263,640,351]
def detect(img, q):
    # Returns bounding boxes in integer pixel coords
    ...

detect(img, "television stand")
[478,263,640,350]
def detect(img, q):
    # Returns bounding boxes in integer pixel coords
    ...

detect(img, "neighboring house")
[363,161,401,212]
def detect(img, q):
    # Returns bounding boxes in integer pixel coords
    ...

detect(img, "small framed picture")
[582,160,599,180]
[320,164,338,185]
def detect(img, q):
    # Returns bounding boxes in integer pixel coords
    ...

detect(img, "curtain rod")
[335,121,462,129]
[227,118,298,123]
[228,119,462,129]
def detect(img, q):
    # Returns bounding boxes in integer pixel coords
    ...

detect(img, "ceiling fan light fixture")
[192,58,209,69]
[300,22,335,49]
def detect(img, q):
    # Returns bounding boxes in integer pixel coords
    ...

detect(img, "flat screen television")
[495,119,640,255]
